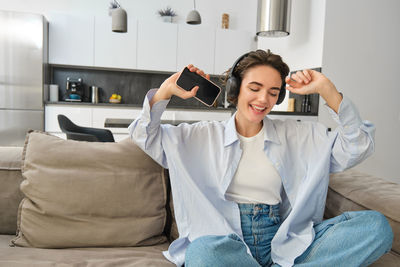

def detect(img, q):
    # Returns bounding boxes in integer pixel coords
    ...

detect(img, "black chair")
[57,114,115,142]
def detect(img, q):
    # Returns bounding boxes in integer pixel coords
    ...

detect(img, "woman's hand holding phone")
[150,64,210,108]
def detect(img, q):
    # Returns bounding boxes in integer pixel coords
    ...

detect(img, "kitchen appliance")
[65,77,83,101]
[0,10,48,146]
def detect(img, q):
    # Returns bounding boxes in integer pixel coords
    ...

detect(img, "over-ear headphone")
[225,51,286,105]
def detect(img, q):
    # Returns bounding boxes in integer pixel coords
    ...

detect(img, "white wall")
[0,0,257,33]
[320,0,400,183]
[257,0,326,71]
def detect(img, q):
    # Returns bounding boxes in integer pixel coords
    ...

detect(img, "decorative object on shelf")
[49,84,59,102]
[301,95,311,113]
[109,93,122,104]
[257,0,291,37]
[221,13,229,29]
[158,6,177,23]
[109,0,127,33]
[186,0,201,25]
[287,98,295,112]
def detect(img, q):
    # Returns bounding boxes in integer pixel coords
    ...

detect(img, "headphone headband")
[228,52,250,79]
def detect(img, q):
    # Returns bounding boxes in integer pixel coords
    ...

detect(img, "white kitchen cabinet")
[92,107,141,134]
[48,13,94,66]
[94,17,138,69]
[176,25,215,74]
[214,29,256,75]
[45,105,92,134]
[137,20,177,72]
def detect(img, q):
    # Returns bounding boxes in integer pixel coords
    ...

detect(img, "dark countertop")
[44,101,317,116]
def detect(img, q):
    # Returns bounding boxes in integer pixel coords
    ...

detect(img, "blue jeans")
[185,204,393,267]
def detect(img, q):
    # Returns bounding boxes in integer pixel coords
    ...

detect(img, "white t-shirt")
[225,128,282,204]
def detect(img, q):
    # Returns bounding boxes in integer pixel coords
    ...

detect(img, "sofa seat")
[0,235,174,267]
[326,169,400,266]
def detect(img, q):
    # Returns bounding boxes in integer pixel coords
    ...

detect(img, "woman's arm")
[286,70,375,172]
[129,65,210,168]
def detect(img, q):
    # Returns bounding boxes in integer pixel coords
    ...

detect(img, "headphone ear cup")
[276,86,286,105]
[226,76,239,100]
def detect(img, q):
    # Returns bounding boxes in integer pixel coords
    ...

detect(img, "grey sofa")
[0,134,399,266]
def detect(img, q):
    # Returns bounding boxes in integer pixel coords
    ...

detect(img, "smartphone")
[176,67,222,107]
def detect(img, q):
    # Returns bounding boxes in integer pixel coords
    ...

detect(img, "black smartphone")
[176,67,222,107]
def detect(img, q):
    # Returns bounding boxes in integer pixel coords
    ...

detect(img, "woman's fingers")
[291,70,311,84]
[285,76,304,89]
[187,64,209,79]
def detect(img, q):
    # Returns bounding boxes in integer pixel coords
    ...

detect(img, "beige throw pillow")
[12,131,167,248]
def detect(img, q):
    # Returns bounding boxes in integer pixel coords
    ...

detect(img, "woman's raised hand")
[150,64,210,107]
[285,69,343,113]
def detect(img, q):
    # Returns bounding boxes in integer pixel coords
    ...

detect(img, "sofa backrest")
[0,145,179,242]
[0,147,24,235]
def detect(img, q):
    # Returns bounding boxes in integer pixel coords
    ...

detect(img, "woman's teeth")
[251,105,266,112]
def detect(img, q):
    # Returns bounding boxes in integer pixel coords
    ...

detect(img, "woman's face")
[235,65,282,131]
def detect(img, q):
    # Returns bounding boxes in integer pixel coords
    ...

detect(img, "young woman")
[129,50,393,267]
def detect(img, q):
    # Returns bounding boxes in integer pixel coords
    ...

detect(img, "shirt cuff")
[142,89,170,129]
[324,95,363,133]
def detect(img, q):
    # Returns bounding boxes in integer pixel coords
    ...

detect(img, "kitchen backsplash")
[51,66,226,108]
[50,65,320,114]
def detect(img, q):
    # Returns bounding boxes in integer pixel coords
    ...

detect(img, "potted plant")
[158,7,177,23]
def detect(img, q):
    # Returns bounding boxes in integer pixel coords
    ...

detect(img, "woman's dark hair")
[222,49,290,105]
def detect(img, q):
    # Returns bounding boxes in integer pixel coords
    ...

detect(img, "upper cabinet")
[48,13,94,66]
[137,21,177,72]
[94,17,137,69]
[176,25,215,74]
[48,14,256,74]
[214,29,256,75]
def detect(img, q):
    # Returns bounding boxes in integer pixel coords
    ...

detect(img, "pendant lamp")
[257,0,291,37]
[186,0,201,25]
[110,0,127,33]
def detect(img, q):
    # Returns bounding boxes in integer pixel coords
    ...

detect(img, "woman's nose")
[258,92,269,104]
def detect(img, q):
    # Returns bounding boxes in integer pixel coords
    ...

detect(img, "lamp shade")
[112,7,127,33]
[186,10,201,24]
[257,0,291,37]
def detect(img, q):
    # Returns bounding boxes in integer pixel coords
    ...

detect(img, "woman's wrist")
[318,81,343,113]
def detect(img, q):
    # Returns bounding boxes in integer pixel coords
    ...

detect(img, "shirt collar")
[224,113,281,147]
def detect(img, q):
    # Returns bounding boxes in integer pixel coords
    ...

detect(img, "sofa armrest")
[325,169,400,255]
[0,147,24,235]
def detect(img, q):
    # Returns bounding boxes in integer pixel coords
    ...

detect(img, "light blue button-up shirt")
[128,89,375,267]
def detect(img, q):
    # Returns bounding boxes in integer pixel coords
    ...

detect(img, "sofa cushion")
[1,235,174,267]
[325,169,400,255]
[12,131,167,248]
[0,147,24,234]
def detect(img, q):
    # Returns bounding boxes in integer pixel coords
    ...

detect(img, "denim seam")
[302,224,338,263]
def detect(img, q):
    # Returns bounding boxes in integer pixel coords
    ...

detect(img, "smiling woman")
[234,65,283,137]
[128,49,390,267]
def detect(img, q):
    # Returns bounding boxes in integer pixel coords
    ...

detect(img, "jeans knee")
[364,210,394,251]
[185,236,218,266]
[185,234,255,267]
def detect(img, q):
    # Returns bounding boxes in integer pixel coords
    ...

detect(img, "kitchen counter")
[105,118,199,128]
[44,101,317,116]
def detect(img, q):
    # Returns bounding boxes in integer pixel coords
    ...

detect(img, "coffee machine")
[65,77,83,101]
